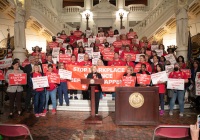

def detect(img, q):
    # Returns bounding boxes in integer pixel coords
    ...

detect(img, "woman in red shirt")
[154,64,166,115]
[177,55,186,69]
[31,65,45,117]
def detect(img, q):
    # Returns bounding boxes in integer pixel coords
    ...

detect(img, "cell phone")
[197,114,200,128]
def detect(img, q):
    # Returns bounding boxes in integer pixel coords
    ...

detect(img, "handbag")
[168,89,174,98]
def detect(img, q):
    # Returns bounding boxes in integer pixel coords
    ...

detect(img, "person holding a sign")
[79,54,92,66]
[177,55,186,69]
[158,44,167,56]
[125,54,135,68]
[43,64,58,115]
[121,66,136,87]
[87,65,102,115]
[108,52,125,66]
[168,63,188,117]
[6,60,24,118]
[58,63,69,106]
[136,64,151,87]
[30,65,46,117]
[43,54,54,64]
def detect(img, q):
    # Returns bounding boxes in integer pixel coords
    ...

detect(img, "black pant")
[25,86,33,109]
[8,92,22,113]
[94,92,100,114]
[69,90,77,96]
[83,91,90,100]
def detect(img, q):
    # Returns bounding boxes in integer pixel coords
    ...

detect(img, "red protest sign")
[123,53,136,61]
[46,72,60,84]
[0,70,4,80]
[181,69,191,78]
[136,74,151,85]
[9,73,27,85]
[121,76,136,87]
[102,52,114,61]
[48,42,58,49]
[42,64,57,73]
[59,54,71,63]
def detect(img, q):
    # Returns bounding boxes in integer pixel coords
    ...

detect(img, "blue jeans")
[159,94,164,110]
[34,90,45,114]
[58,82,69,105]
[169,90,185,113]
[45,88,57,109]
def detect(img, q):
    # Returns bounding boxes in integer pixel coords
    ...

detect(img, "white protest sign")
[167,78,184,90]
[56,38,64,43]
[77,54,85,62]
[151,45,159,50]
[85,48,93,59]
[88,38,95,47]
[165,65,174,75]
[165,54,177,64]
[58,69,72,80]
[151,71,168,84]
[52,48,60,57]
[107,37,116,44]
[92,58,99,65]
[0,58,12,69]
[196,80,200,96]
[135,54,142,62]
[195,72,200,81]
[86,30,92,38]
[77,39,84,46]
[32,76,49,89]
[155,49,163,57]
[92,52,100,59]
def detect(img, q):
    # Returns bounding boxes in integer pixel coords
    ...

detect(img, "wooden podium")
[115,87,159,125]
[81,79,104,124]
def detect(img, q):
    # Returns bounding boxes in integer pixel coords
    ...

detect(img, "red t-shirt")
[78,60,92,66]
[113,41,123,53]
[32,72,44,92]
[44,72,57,91]
[68,61,79,65]
[108,59,125,66]
[156,83,166,94]
[169,71,187,79]
[125,61,135,68]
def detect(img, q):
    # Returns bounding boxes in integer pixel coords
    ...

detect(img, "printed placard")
[77,54,85,62]
[42,64,57,73]
[59,54,71,63]
[0,58,12,69]
[151,71,168,84]
[165,54,177,64]
[92,58,99,65]
[121,76,136,87]
[46,72,60,84]
[48,42,58,48]
[85,48,93,59]
[135,54,143,62]
[92,52,101,59]
[58,69,72,80]
[52,48,60,57]
[151,45,159,50]
[167,78,184,90]
[56,38,64,43]
[165,65,174,74]
[9,73,27,85]
[136,74,151,85]
[123,53,136,61]
[107,37,116,44]
[155,49,163,57]
[102,52,114,61]
[32,76,49,89]
[196,79,200,95]
[195,72,200,81]
[0,70,4,80]
[88,38,95,46]
[181,69,191,79]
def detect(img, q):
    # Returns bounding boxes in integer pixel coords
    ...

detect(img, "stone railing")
[128,4,147,12]
[63,6,83,13]
[133,0,175,36]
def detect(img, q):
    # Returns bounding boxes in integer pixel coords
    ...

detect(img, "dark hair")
[156,64,164,72]
[13,58,19,61]
[78,46,85,53]
[71,54,76,58]
[48,64,53,68]
[46,53,52,57]
[177,55,185,63]
[141,64,146,68]
[114,29,119,35]
[12,60,19,65]
[140,55,145,59]
[160,56,166,62]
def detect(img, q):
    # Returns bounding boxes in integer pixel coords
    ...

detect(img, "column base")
[12,48,27,62]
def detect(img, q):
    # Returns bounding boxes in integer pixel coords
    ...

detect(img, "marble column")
[84,0,92,10]
[117,0,124,9]
[13,1,27,62]
[175,0,189,60]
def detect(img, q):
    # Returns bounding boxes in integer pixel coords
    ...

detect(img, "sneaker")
[35,114,40,118]
[159,110,164,116]
[169,111,173,116]
[69,96,73,99]
[74,96,78,100]
[66,103,69,106]
[43,109,47,114]
[39,113,46,117]
[52,109,56,114]
[179,113,183,117]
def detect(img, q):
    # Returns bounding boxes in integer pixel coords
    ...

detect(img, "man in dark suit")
[24,56,35,112]
[87,65,102,115]
[43,54,54,64]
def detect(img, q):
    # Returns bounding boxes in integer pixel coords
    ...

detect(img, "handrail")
[63,6,83,13]
[128,4,147,12]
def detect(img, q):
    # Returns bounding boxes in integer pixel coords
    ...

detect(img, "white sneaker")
[169,111,173,116]
[179,113,183,117]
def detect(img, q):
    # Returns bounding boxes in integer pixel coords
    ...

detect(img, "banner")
[151,71,168,84]
[9,73,27,85]
[121,76,136,87]
[165,54,177,64]
[102,52,114,61]
[58,69,72,80]
[136,74,151,85]
[32,76,49,89]
[46,72,60,84]
[0,58,12,69]
[77,54,85,62]
[66,66,127,92]
[0,70,4,80]
[42,64,57,73]
[59,54,71,63]
[181,69,191,79]
[167,78,184,90]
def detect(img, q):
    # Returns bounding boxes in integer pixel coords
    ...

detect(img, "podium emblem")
[90,79,95,84]
[129,92,144,108]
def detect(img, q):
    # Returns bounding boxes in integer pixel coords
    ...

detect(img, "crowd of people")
[0,26,199,120]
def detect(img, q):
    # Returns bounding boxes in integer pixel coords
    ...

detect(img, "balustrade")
[64,6,82,13]
[128,4,146,12]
